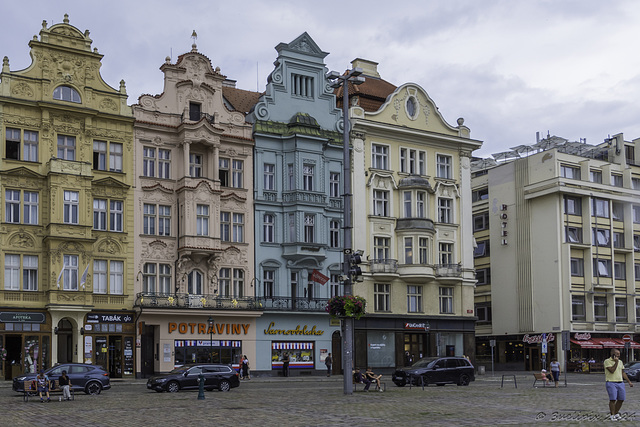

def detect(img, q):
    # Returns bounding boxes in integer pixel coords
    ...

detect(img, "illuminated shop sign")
[263,322,324,336]
[168,322,250,335]
[522,334,555,344]
[0,312,45,323]
[86,313,134,323]
[404,322,430,330]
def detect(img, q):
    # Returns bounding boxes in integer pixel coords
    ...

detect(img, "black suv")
[392,357,475,387]
[147,364,240,393]
[13,363,111,395]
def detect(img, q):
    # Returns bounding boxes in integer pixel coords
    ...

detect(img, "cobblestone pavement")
[1,372,638,426]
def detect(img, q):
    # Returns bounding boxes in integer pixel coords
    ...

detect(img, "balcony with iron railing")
[435,264,462,277]
[182,111,216,124]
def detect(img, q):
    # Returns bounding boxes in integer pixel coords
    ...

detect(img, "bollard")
[197,373,205,400]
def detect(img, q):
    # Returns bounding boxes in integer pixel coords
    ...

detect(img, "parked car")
[147,364,240,393]
[392,356,475,387]
[624,361,640,381]
[13,363,111,395]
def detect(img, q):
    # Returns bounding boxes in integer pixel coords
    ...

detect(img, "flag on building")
[56,265,65,288]
[80,264,90,290]
[310,269,330,285]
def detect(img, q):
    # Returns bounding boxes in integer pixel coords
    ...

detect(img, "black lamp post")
[207,316,214,363]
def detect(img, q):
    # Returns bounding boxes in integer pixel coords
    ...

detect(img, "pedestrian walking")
[549,358,561,388]
[241,355,251,380]
[282,352,290,377]
[325,353,333,377]
[604,349,634,421]
[59,370,72,400]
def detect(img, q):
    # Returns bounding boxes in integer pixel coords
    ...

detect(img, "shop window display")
[271,342,314,370]
[173,340,242,367]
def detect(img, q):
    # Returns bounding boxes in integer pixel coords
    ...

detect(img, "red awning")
[612,338,640,349]
[570,339,603,349]
[590,337,624,348]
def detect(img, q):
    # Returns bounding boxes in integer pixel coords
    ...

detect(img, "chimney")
[350,58,380,78]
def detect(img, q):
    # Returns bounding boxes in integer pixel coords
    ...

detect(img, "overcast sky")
[2,0,640,157]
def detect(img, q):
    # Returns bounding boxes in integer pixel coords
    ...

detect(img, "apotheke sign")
[86,313,134,324]
[0,312,46,323]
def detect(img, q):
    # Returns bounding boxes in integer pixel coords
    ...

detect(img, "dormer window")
[53,86,81,103]
[292,74,314,98]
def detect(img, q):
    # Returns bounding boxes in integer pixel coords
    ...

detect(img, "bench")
[23,380,75,402]
[532,373,552,388]
[352,373,386,392]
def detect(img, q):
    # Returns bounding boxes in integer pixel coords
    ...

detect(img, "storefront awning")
[590,338,624,348]
[612,338,640,349]
[570,339,602,349]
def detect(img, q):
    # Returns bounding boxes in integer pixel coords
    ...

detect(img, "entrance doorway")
[56,319,74,364]
[331,330,341,375]
[109,336,123,378]
[4,335,22,380]
[141,325,155,378]
[527,347,540,371]
[404,333,425,366]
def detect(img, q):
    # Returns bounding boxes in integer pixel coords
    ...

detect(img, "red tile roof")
[222,86,262,114]
[334,73,397,112]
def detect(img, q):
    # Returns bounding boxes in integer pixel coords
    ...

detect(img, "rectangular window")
[329,220,340,248]
[633,178,640,190]
[219,158,229,186]
[408,150,416,174]
[418,151,426,175]
[63,254,79,291]
[93,260,107,294]
[189,102,201,121]
[5,128,20,160]
[634,235,640,252]
[57,135,75,161]
[303,164,314,191]
[612,202,624,221]
[304,214,314,243]
[400,148,407,173]
[109,261,123,294]
[372,144,388,170]
[592,198,609,218]
[288,213,296,243]
[416,192,425,218]
[158,149,171,179]
[233,269,244,298]
[564,195,582,215]
[158,205,171,236]
[5,190,20,223]
[374,236,390,260]
[614,262,626,280]
[560,164,580,179]
[263,270,275,299]
[590,169,602,183]
[407,285,422,312]
[474,240,490,258]
[436,154,452,179]
[636,264,640,281]
[572,295,586,321]
[143,204,156,235]
[93,199,107,230]
[374,283,390,312]
[143,147,156,177]
[472,188,489,202]
[404,237,413,264]
[219,268,230,297]
[373,190,389,216]
[438,198,452,223]
[616,298,628,322]
[196,205,209,236]
[476,268,491,285]
[288,164,294,190]
[4,254,19,290]
[439,242,453,265]
[23,130,38,162]
[23,255,38,291]
[24,192,38,225]
[63,191,79,224]
[570,258,584,276]
[473,212,489,231]
[612,174,623,187]
[109,142,123,172]
[594,258,612,277]
[190,154,202,178]
[330,172,340,198]
[291,74,314,98]
[476,304,492,323]
[439,287,453,314]
[264,164,275,190]
[108,200,123,232]
[403,191,412,218]
[634,205,640,223]
[232,160,243,188]
[232,213,244,242]
[159,264,171,294]
[263,214,274,243]
[613,232,624,249]
[565,226,582,243]
[330,274,340,298]
[220,212,230,242]
[419,238,428,264]
[592,228,610,247]
[594,296,607,321]
[93,140,107,170]
[143,263,156,293]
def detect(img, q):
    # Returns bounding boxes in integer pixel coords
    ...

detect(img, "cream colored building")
[132,43,261,376]
[346,59,482,368]
[472,134,640,370]
[0,15,135,379]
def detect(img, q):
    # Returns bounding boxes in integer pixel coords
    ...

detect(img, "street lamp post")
[326,67,365,395]
[207,316,214,362]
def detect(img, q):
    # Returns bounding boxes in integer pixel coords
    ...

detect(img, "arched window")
[188,270,203,294]
[53,86,81,103]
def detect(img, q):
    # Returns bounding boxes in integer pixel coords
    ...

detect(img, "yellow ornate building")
[0,15,135,380]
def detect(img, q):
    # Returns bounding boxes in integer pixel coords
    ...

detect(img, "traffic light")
[350,252,363,281]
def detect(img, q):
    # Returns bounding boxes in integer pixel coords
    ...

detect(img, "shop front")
[475,333,556,371]
[0,310,51,380]
[569,332,640,372]
[135,312,258,377]
[255,314,339,376]
[82,312,136,378]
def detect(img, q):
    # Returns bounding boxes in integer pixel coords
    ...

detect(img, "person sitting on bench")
[353,367,372,391]
[540,369,552,384]
[365,367,383,392]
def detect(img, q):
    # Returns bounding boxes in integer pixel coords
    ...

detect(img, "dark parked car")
[392,356,475,387]
[13,363,111,395]
[147,364,240,393]
[624,361,640,381]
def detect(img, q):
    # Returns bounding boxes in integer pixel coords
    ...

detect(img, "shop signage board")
[0,312,45,323]
[86,313,134,323]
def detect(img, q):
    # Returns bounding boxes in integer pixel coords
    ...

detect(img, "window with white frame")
[93,260,107,294]
[220,212,230,242]
[592,198,609,218]
[63,191,79,224]
[374,283,390,312]
[143,147,155,177]
[438,198,452,223]
[330,172,340,198]
[22,255,38,291]
[23,130,38,162]
[4,254,20,290]
[403,192,412,218]
[232,160,244,188]
[633,178,640,190]
[158,149,171,178]
[5,128,39,162]
[404,237,413,264]
[373,189,389,216]
[263,214,274,243]
[109,143,123,172]
[418,151,426,175]
[407,285,422,312]
[564,195,582,215]
[159,264,171,294]
[219,158,229,186]
[374,236,390,260]
[472,188,489,202]
[53,85,81,102]
[93,140,107,170]
[419,237,428,264]
[330,274,340,298]
[439,242,453,265]
[188,270,203,294]
[232,213,244,242]
[329,220,340,248]
[560,164,580,180]
[219,268,230,296]
[614,261,626,280]
[93,199,107,230]
[570,258,584,276]
[5,190,20,223]
[23,191,38,225]
[473,212,489,231]
[613,232,624,248]
[304,214,315,243]
[143,204,156,235]
[594,296,607,321]
[572,295,586,321]
[57,135,76,160]
[109,261,123,294]
[196,205,209,236]
[303,164,314,191]
[436,154,452,179]
[5,254,38,291]
[439,287,453,313]
[263,269,275,298]
[594,258,612,277]
[416,192,425,218]
[264,164,275,190]
[158,205,171,236]
[143,263,156,293]
[63,254,79,291]
[233,269,244,297]
[107,200,124,232]
[372,144,388,170]
[190,154,202,178]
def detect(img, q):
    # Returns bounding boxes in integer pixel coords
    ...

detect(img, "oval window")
[406,96,418,119]
[53,86,81,103]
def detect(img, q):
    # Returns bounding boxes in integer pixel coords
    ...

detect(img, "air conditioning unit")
[500,213,508,220]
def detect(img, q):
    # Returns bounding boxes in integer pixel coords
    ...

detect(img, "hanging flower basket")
[326,296,367,319]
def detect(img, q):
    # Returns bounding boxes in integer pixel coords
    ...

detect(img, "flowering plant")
[0,347,7,361]
[326,295,367,319]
